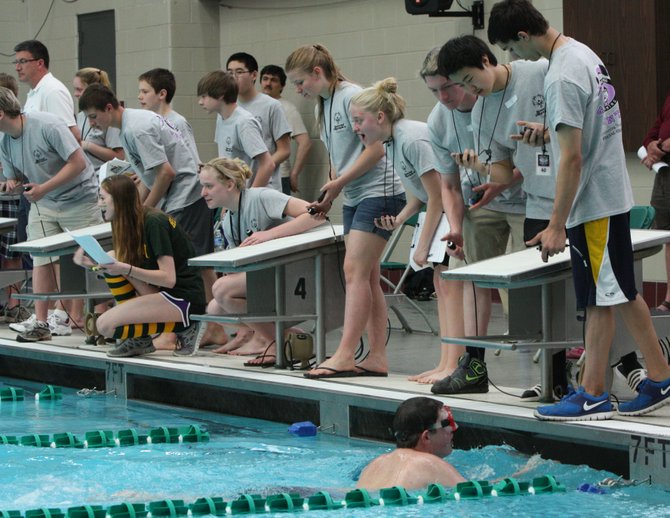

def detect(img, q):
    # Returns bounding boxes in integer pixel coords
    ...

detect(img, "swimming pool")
[0,377,667,517]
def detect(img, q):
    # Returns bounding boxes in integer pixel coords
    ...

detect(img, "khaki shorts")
[462,207,525,263]
[28,201,103,266]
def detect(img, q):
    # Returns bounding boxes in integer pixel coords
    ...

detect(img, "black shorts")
[171,197,215,256]
[567,212,637,310]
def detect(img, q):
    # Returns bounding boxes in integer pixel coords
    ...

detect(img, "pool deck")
[1,301,669,487]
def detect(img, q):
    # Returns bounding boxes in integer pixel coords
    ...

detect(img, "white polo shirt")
[24,72,76,128]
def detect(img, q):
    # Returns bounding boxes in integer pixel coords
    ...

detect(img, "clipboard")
[66,229,114,265]
[408,212,450,271]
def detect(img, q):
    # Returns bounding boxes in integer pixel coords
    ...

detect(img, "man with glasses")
[0,87,100,342]
[14,40,79,142]
[226,53,291,191]
[356,397,465,490]
[10,40,82,337]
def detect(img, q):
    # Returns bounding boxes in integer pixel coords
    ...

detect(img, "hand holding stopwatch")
[307,190,328,215]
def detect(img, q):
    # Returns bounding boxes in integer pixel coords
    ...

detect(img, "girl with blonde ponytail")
[285,45,406,379]
[350,77,450,382]
[199,157,323,364]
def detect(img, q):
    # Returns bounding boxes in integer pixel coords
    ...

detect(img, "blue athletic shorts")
[567,212,637,309]
[343,194,406,241]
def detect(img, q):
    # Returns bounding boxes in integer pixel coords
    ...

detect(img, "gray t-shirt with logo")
[222,187,290,249]
[387,119,436,203]
[239,93,291,191]
[77,111,123,172]
[428,101,524,213]
[545,39,633,227]
[165,110,199,160]
[214,106,268,180]
[322,81,404,206]
[0,112,97,210]
[120,108,201,213]
[475,59,555,220]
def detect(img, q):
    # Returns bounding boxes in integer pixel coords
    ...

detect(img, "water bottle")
[213,227,223,252]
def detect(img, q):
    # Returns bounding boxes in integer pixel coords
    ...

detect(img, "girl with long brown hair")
[73,174,205,357]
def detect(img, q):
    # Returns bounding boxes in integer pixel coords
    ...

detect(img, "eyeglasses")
[227,69,250,77]
[427,406,458,433]
[12,58,39,66]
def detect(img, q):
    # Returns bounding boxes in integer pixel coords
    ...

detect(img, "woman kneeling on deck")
[73,174,206,357]
[200,157,324,366]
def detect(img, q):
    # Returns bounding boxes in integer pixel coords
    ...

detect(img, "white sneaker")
[47,312,72,336]
[9,313,37,333]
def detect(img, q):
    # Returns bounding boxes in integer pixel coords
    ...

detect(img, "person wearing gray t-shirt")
[227,53,291,192]
[0,89,101,343]
[286,44,406,381]
[488,0,670,421]
[439,35,567,402]
[198,70,275,188]
[79,84,212,259]
[200,157,324,362]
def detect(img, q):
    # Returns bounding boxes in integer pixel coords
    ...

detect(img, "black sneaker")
[614,362,646,393]
[173,322,203,357]
[107,336,155,357]
[431,353,489,394]
[659,336,670,365]
[16,321,52,342]
[520,383,562,402]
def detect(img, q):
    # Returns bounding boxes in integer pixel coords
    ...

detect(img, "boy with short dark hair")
[197,70,275,187]
[226,52,291,191]
[259,64,312,195]
[488,0,670,420]
[79,84,213,258]
[138,68,198,156]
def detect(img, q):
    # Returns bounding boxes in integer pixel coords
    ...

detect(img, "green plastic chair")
[629,205,655,229]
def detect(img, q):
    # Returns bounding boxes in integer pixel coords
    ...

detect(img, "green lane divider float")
[0,475,568,517]
[34,385,62,401]
[106,503,147,518]
[0,385,63,403]
[24,509,65,518]
[189,497,227,516]
[0,387,24,402]
[0,425,209,450]
[66,505,106,518]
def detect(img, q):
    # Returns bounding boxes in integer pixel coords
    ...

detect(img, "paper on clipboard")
[637,146,669,173]
[409,212,450,271]
[66,230,114,265]
[98,158,133,184]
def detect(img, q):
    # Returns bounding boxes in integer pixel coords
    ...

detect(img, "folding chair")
[380,212,438,335]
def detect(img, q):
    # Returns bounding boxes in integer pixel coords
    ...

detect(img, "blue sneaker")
[534,386,613,421]
[617,376,670,416]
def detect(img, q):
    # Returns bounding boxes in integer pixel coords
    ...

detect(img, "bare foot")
[228,335,270,356]
[153,332,177,350]
[200,322,229,347]
[354,358,388,376]
[416,368,455,385]
[408,367,441,382]
[305,357,357,377]
[243,342,277,366]
[212,329,253,354]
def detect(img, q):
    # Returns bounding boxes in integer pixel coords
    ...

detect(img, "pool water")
[0,378,668,517]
